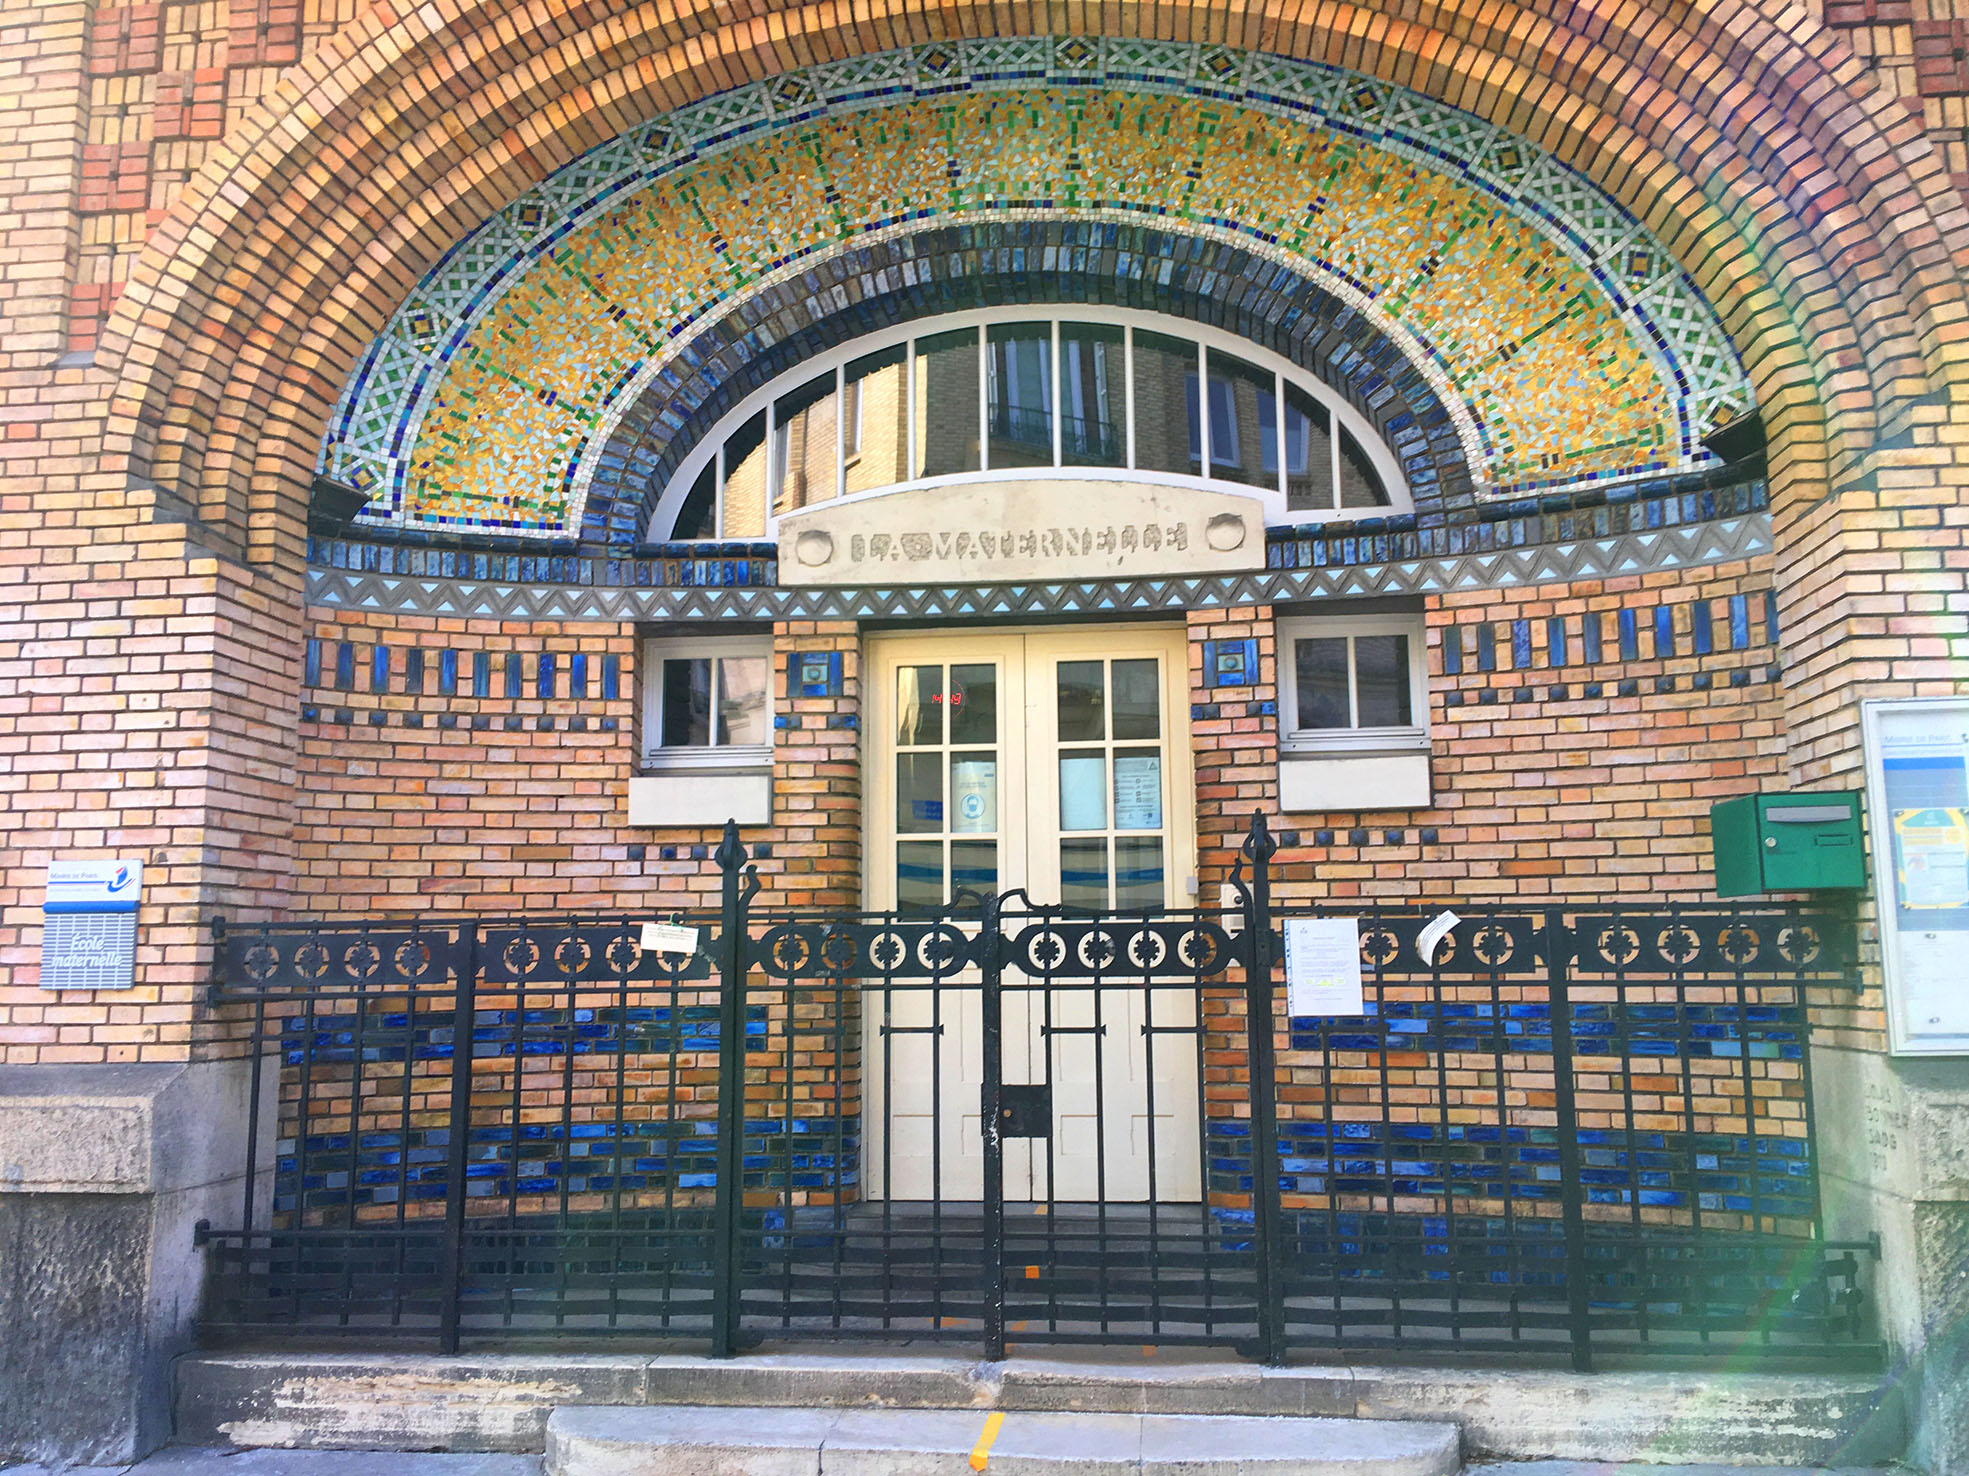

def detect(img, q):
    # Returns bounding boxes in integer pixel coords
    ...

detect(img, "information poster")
[1284,917,1365,1016]
[1112,753,1163,831]
[1864,698,1969,1054]
[951,758,997,834]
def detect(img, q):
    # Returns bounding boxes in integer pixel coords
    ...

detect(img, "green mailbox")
[1710,791,1866,897]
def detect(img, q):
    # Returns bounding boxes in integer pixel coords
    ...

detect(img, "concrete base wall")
[0,1059,270,1467]
[1812,1046,1969,1476]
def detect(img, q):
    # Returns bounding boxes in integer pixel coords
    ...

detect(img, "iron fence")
[198,817,1874,1367]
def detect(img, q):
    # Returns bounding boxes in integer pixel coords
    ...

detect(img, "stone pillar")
[1762,394,1969,1473]
[0,1061,271,1465]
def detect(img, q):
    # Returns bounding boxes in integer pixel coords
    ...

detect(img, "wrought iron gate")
[199,818,1875,1367]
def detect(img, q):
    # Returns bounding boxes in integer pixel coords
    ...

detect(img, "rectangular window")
[986,321,1054,471]
[642,634,772,768]
[1203,348,1272,488]
[1277,615,1429,754]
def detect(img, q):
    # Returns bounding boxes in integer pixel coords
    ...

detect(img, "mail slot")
[1711,791,1866,897]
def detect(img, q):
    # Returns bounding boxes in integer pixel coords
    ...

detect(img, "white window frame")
[645,305,1412,542]
[640,633,774,772]
[1276,614,1430,756]
[841,375,863,460]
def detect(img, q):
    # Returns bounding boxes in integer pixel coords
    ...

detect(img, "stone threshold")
[174,1349,1904,1468]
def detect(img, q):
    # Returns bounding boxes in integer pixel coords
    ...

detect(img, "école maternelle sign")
[41,857,143,990]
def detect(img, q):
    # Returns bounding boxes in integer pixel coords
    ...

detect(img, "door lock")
[990,1083,1052,1138]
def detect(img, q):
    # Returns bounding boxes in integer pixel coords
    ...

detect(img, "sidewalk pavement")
[0,1455,1905,1475]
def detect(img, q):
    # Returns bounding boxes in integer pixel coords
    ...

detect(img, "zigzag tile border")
[306,514,1771,621]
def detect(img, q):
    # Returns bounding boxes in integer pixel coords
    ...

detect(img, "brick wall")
[272,572,1793,918]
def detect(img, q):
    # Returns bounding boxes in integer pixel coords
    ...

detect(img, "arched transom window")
[651,308,1410,542]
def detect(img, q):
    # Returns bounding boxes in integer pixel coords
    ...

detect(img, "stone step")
[174,1352,1905,1468]
[543,1405,1464,1476]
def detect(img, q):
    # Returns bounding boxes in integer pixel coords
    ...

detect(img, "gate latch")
[991,1083,1052,1138]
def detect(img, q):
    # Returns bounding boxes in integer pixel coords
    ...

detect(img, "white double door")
[865,625,1201,1204]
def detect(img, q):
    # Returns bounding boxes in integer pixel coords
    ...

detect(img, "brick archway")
[96,0,1968,566]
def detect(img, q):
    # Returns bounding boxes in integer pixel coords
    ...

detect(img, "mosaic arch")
[318,36,1755,544]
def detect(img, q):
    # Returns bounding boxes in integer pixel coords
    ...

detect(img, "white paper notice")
[640,922,701,957]
[1111,753,1164,831]
[1898,930,1969,1037]
[1417,910,1461,968]
[1284,918,1365,1016]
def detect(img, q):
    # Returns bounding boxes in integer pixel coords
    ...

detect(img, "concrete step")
[543,1405,1463,1476]
[174,1351,1905,1467]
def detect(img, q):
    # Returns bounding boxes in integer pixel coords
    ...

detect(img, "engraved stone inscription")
[775,479,1266,586]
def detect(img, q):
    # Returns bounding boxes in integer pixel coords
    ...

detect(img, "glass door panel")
[865,626,1197,1205]
[1030,645,1179,910]
[889,657,1007,911]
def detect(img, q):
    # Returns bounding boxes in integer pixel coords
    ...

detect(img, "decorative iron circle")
[342,940,382,980]
[242,941,280,983]
[1021,927,1068,973]
[917,924,967,974]
[392,938,433,979]
[292,941,330,981]
[866,930,908,973]
[1656,924,1701,969]
[819,927,860,973]
[502,936,540,977]
[553,934,592,977]
[1176,926,1223,974]
[1718,924,1762,967]
[1361,926,1400,969]
[604,932,640,975]
[1126,929,1169,972]
[1472,923,1518,968]
[1429,928,1459,968]
[1592,924,1641,968]
[1077,928,1120,971]
[762,925,814,976]
[1776,923,1823,968]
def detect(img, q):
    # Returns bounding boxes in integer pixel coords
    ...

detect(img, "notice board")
[1863,697,1969,1054]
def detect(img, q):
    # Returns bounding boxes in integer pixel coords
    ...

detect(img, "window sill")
[628,767,771,827]
[639,744,772,775]
[1280,726,1429,757]
[1278,747,1431,813]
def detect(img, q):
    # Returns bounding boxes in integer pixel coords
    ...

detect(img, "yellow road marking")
[969,1411,1006,1471]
